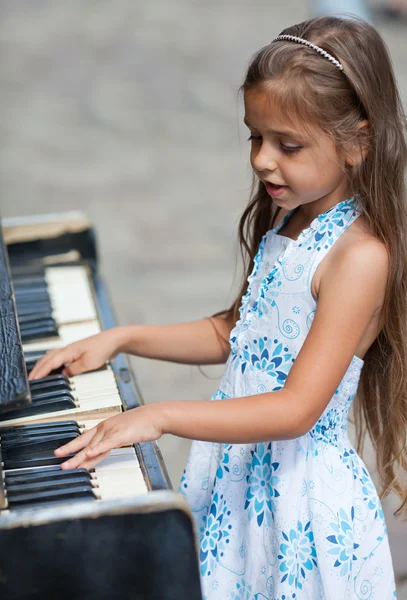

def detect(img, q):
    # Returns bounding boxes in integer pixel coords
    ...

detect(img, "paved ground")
[1,0,406,594]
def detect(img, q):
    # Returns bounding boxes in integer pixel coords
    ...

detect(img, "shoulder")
[320,226,389,314]
[315,215,389,306]
[328,217,389,283]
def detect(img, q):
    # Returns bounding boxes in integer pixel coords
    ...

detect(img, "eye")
[247,134,262,142]
[280,143,302,154]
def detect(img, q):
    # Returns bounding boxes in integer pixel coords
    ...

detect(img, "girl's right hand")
[28,329,123,380]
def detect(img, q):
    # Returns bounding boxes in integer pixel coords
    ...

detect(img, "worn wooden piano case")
[0,492,202,600]
[0,213,203,600]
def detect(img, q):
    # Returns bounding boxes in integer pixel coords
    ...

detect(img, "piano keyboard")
[0,418,148,511]
[0,257,160,513]
[12,264,97,331]
[0,367,123,426]
[23,321,102,353]
[12,263,102,353]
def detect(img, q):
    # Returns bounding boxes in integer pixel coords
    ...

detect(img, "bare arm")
[117,315,235,365]
[29,314,235,379]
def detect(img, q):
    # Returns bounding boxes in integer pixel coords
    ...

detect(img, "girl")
[29,16,407,600]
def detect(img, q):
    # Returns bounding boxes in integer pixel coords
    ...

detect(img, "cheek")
[285,153,343,189]
[282,161,317,187]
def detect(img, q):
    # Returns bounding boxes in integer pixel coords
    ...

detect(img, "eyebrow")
[243,118,303,139]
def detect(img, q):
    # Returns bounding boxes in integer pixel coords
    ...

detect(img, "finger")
[28,349,60,380]
[85,437,120,458]
[54,427,98,457]
[30,348,79,380]
[60,445,94,470]
[62,357,89,377]
[76,450,110,471]
[59,428,105,470]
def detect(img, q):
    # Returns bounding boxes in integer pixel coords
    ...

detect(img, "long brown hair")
[217,16,407,515]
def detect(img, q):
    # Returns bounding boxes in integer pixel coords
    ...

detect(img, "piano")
[0,212,202,600]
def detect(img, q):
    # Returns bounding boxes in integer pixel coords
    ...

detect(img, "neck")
[295,186,352,225]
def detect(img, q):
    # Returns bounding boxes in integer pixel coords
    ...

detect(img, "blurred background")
[1,0,406,595]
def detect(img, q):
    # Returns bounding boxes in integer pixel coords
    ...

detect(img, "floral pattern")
[360,467,385,520]
[180,198,397,599]
[200,492,233,577]
[244,443,280,526]
[278,521,318,589]
[231,336,294,391]
[326,507,359,577]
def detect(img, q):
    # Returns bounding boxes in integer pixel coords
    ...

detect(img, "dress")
[179,197,397,600]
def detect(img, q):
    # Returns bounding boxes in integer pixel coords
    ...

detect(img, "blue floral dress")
[179,197,397,599]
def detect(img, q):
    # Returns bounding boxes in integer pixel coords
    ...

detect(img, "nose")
[251,141,278,174]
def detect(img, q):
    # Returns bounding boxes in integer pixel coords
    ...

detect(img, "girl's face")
[244,85,350,212]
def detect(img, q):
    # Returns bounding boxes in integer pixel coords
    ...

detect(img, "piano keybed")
[1,252,168,513]
[1,418,147,511]
[1,368,122,426]
[13,265,98,343]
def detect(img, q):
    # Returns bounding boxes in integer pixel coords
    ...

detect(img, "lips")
[264,182,288,198]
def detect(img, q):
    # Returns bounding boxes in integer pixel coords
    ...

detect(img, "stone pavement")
[0,0,406,594]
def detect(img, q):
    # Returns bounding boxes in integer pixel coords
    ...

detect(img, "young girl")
[29,16,407,600]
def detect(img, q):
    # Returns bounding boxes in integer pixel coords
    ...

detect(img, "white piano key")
[72,369,117,391]
[23,320,101,353]
[94,469,148,499]
[45,266,97,323]
[95,449,140,471]
[59,322,101,344]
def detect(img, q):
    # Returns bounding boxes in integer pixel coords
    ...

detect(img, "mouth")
[264,182,288,198]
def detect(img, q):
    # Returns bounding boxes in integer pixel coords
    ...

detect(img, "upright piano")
[0,212,202,600]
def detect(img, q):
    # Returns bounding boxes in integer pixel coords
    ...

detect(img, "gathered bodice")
[217,197,364,439]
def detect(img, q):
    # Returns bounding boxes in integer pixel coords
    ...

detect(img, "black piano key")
[16,295,51,307]
[5,465,65,479]
[29,382,72,395]
[24,349,47,359]
[4,452,77,470]
[18,312,53,325]
[9,495,97,509]
[0,395,77,419]
[2,441,77,461]
[20,323,58,342]
[1,425,81,442]
[13,276,48,286]
[20,317,56,330]
[29,365,66,377]
[5,467,89,484]
[6,475,92,495]
[1,432,79,454]
[20,313,54,325]
[1,425,79,439]
[30,389,75,402]
[7,485,97,506]
[29,375,71,391]
[11,275,47,287]
[16,301,52,316]
[10,265,45,278]
[14,287,49,300]
[0,420,80,436]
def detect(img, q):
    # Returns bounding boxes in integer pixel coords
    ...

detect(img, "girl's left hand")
[55,405,164,470]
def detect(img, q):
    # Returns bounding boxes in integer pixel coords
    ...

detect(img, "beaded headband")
[272,35,344,71]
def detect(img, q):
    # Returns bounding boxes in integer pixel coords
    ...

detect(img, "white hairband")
[272,35,344,71]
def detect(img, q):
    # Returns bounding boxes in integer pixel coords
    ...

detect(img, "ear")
[345,120,370,167]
